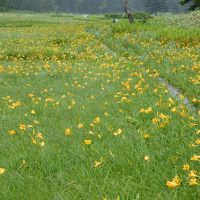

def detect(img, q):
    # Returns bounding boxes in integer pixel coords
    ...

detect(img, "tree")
[0,0,188,14]
[98,0,107,13]
[181,0,200,10]
[122,0,134,23]
[144,0,168,14]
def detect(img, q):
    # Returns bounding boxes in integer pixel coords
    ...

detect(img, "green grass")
[0,12,199,199]
[0,12,108,27]
[101,21,200,107]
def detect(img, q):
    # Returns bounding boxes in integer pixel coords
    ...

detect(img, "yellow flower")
[28,93,34,98]
[90,123,94,127]
[0,65,4,73]
[144,155,150,161]
[190,123,198,127]
[152,118,159,124]
[78,123,83,129]
[19,123,26,131]
[30,110,36,115]
[113,128,122,136]
[191,155,200,161]
[104,112,109,116]
[182,164,190,171]
[189,178,198,186]
[33,120,40,125]
[9,101,22,109]
[8,130,16,135]
[93,117,100,124]
[140,107,153,114]
[166,176,181,189]
[188,170,198,178]
[143,134,150,139]
[89,131,95,135]
[84,139,92,145]
[39,141,46,147]
[118,109,123,113]
[166,181,179,189]
[159,113,170,120]
[65,128,72,136]
[0,168,6,175]
[37,133,44,140]
[22,160,26,165]
[32,137,37,144]
[195,139,200,145]
[90,95,95,100]
[171,107,177,113]
[94,160,102,168]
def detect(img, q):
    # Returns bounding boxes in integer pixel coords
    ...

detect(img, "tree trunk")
[123,0,134,23]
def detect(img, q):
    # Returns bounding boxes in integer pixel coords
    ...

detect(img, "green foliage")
[180,0,200,10]
[50,14,65,17]
[105,13,124,19]
[134,12,154,20]
[105,12,153,20]
[0,6,8,12]
[111,21,200,45]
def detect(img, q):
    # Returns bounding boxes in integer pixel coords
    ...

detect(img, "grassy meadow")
[0,12,199,199]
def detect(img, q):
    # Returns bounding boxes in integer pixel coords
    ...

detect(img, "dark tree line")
[0,0,121,12]
[181,0,200,10]
[0,0,198,13]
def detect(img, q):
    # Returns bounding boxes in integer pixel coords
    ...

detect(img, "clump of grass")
[111,21,200,45]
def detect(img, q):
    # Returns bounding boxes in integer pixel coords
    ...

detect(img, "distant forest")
[0,0,194,13]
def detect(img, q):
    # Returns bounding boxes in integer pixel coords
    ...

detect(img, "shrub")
[0,7,8,12]
[105,13,124,19]
[105,12,153,20]
[133,12,153,20]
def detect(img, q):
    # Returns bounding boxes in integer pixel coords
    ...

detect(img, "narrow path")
[159,78,197,114]
[86,27,198,115]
